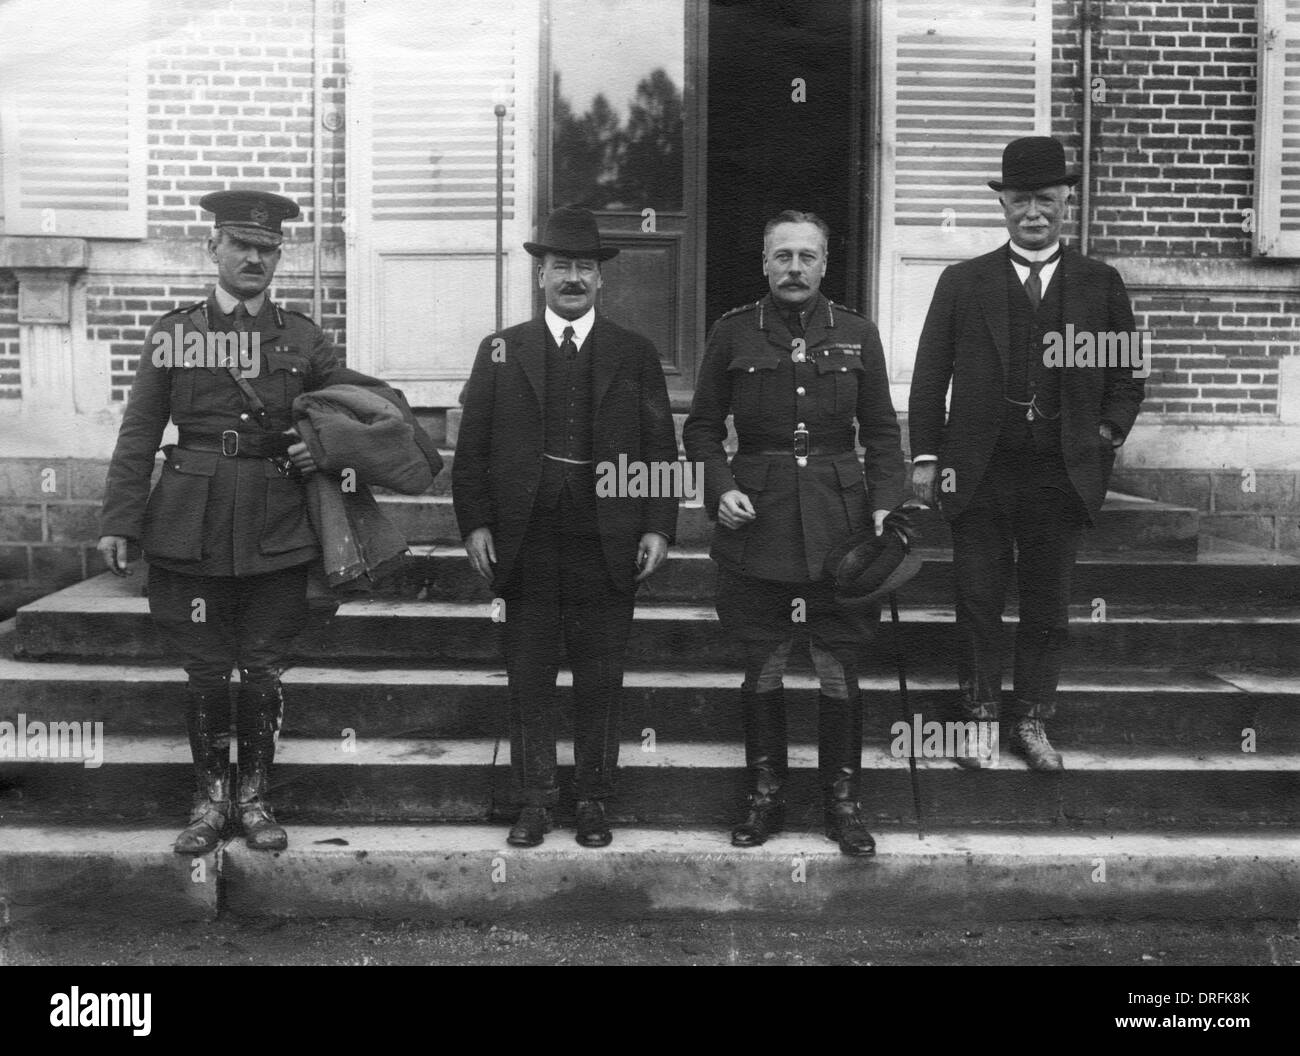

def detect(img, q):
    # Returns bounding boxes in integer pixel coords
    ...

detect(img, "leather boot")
[819,692,875,857]
[953,697,999,770]
[174,686,232,855]
[1009,700,1063,771]
[731,688,787,847]
[236,678,288,851]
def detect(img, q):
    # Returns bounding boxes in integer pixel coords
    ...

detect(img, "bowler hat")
[524,206,619,261]
[987,137,1079,192]
[200,189,300,247]
[824,507,923,610]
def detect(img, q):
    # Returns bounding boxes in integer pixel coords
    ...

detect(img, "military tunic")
[683,291,907,584]
[102,292,395,577]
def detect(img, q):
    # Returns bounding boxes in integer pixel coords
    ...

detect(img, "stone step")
[3,650,1295,746]
[1,825,1296,923]
[2,736,1296,828]
[375,490,1200,554]
[16,573,1300,666]
[384,545,1300,605]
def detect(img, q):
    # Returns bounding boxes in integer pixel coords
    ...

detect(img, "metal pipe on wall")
[1080,0,1095,255]
[312,0,326,323]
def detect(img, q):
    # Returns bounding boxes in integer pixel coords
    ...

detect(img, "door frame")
[536,0,708,405]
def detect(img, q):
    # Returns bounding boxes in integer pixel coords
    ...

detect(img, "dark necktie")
[1008,247,1061,311]
[232,301,251,334]
[560,324,576,359]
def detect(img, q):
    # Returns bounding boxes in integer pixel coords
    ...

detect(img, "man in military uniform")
[683,210,906,855]
[98,190,437,854]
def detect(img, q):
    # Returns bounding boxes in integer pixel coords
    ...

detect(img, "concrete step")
[3,650,1296,746]
[2,825,1296,922]
[3,736,1297,828]
[384,545,1300,605]
[375,490,1200,554]
[16,573,1300,665]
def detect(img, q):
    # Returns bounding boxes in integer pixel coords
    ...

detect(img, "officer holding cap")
[98,189,436,855]
[683,209,906,855]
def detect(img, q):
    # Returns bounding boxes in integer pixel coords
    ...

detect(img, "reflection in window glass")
[550,0,685,212]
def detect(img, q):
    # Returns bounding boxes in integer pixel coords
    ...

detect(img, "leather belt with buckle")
[178,430,293,459]
[738,423,855,467]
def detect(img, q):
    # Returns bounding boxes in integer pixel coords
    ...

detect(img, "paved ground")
[4,915,1298,966]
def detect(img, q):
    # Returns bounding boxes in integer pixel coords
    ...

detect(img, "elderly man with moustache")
[909,137,1145,771]
[684,209,907,856]
[453,206,679,848]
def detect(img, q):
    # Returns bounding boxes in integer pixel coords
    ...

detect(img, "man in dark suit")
[909,137,1146,771]
[98,190,441,855]
[453,206,679,848]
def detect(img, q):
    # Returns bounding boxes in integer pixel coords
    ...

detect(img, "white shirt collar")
[544,306,595,349]
[1007,241,1062,288]
[212,285,267,318]
[1007,240,1061,263]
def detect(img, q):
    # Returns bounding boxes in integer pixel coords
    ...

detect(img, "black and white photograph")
[0,0,1296,1006]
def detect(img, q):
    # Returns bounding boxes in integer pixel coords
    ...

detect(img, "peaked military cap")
[200,189,300,247]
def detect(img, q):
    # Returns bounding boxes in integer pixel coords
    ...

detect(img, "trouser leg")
[1010,484,1085,723]
[501,515,563,808]
[951,474,1016,720]
[563,533,635,802]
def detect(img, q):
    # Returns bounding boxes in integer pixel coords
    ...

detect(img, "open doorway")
[705,0,864,332]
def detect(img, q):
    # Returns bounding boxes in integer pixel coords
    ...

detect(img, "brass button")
[240,412,249,421]
[796,386,806,396]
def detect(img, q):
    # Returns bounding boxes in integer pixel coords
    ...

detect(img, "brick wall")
[96,0,349,401]
[145,0,346,241]
[1048,0,1294,420]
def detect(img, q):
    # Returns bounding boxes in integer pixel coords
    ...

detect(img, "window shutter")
[1256,0,1300,257]
[346,0,538,406]
[877,0,1051,394]
[365,0,518,223]
[1,50,146,239]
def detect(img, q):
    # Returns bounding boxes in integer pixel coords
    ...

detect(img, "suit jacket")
[452,314,679,594]
[101,292,417,576]
[683,293,906,583]
[908,245,1145,523]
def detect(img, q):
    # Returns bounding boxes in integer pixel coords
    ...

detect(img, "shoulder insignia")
[829,301,866,319]
[162,300,207,319]
[283,307,322,329]
[717,300,761,324]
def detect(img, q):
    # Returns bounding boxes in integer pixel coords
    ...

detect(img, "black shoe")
[825,801,876,857]
[731,797,784,847]
[507,806,552,847]
[1010,717,1064,772]
[574,799,612,847]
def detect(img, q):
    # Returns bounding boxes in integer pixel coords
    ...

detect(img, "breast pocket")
[726,355,781,418]
[250,348,310,411]
[815,354,867,417]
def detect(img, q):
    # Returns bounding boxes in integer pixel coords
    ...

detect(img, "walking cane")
[888,591,924,839]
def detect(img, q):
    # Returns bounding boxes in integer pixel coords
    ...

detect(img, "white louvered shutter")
[346,0,539,406]
[1256,0,1300,257]
[0,50,146,239]
[878,0,1052,398]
